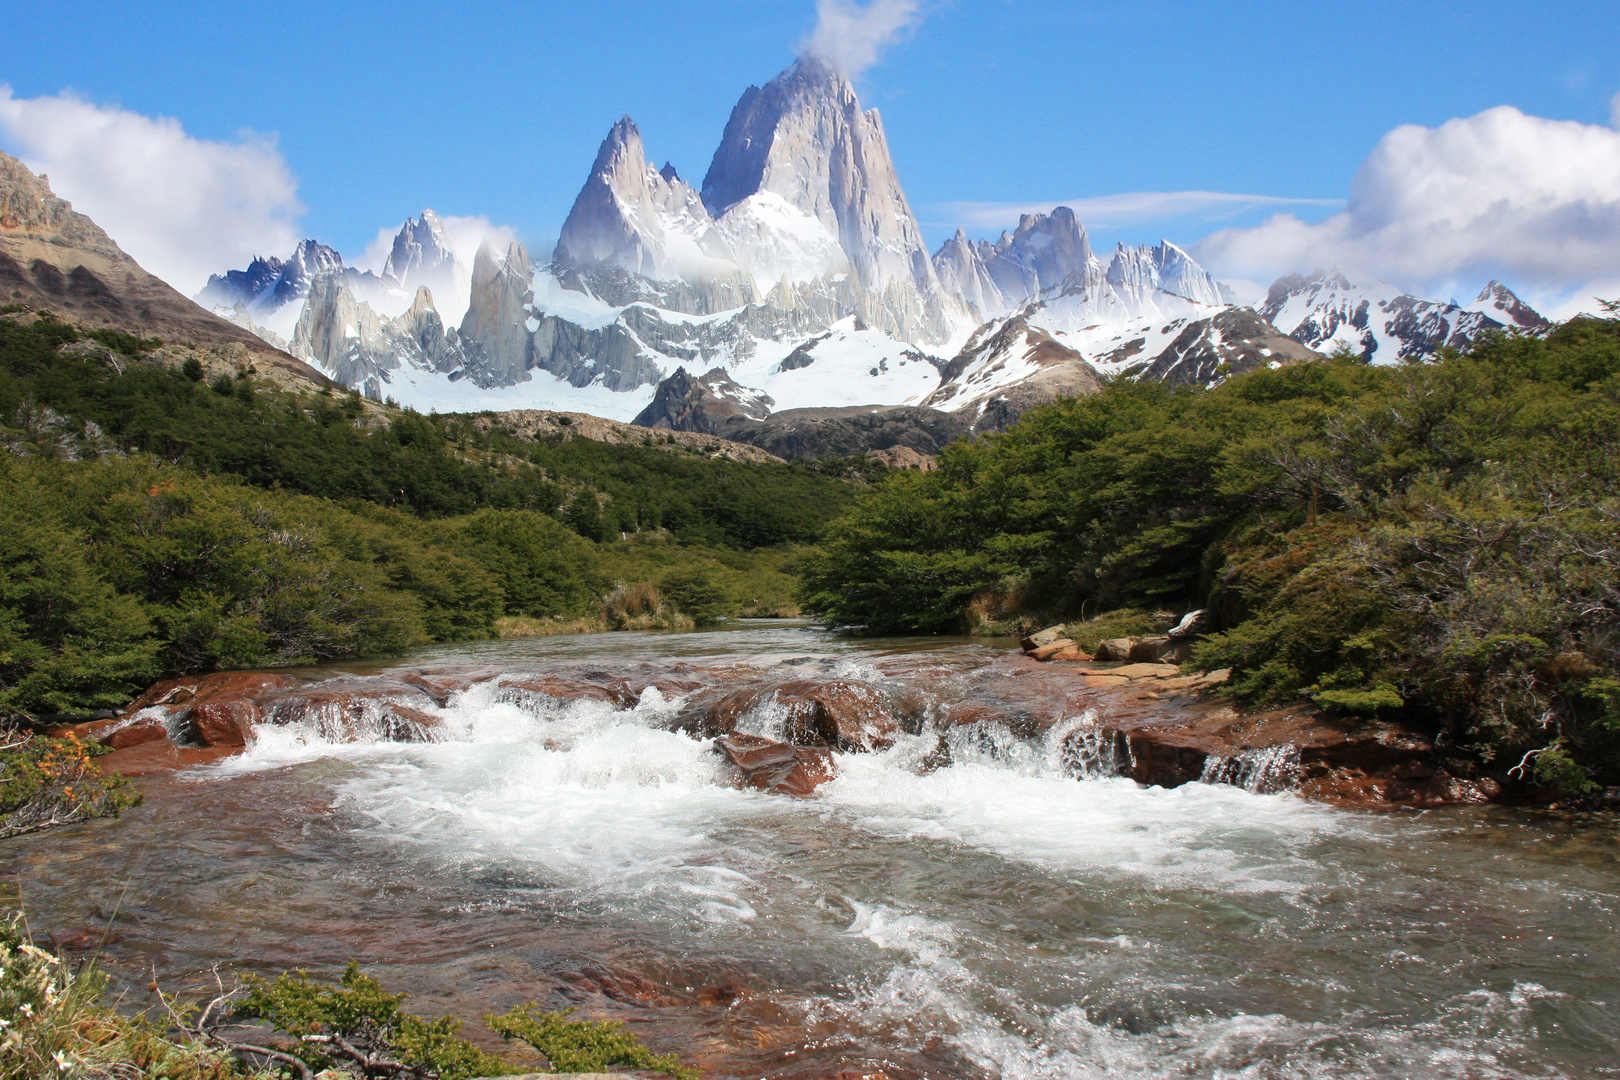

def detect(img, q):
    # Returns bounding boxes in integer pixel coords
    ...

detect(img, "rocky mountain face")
[1259,270,1547,362]
[921,315,1105,431]
[196,211,463,357]
[291,278,466,399]
[932,207,1099,321]
[550,57,959,348]
[1138,307,1320,386]
[383,209,456,289]
[194,239,346,320]
[1465,279,1553,331]
[554,117,741,287]
[700,56,954,345]
[0,150,324,384]
[1104,240,1227,308]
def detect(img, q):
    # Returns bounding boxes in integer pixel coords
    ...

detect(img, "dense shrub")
[800,316,1620,792]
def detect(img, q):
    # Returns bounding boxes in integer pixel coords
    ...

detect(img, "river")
[10,623,1618,1078]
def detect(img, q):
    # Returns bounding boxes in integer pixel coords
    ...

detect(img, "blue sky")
[4,1,1620,308]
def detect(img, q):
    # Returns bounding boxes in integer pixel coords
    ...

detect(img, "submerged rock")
[714,733,836,797]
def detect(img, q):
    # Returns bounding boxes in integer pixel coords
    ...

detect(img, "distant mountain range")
[187,56,1543,437]
[1,56,1552,457]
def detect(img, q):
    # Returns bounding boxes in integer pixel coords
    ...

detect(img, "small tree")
[661,568,729,625]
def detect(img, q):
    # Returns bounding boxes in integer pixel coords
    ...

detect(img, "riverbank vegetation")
[0,312,853,725]
[800,312,1620,794]
[0,913,694,1078]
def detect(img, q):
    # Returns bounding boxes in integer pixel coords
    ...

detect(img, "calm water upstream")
[9,622,1618,1079]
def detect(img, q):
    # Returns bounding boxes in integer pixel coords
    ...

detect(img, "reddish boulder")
[124,671,302,715]
[103,718,169,749]
[1030,639,1078,662]
[96,739,182,775]
[397,666,502,705]
[187,699,259,747]
[715,733,836,797]
[498,674,637,708]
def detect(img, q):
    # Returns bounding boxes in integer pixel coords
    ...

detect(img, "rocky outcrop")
[1137,307,1319,387]
[85,644,1512,811]
[0,151,325,385]
[714,733,836,797]
[923,315,1105,431]
[469,408,784,463]
[459,240,535,383]
[674,677,898,751]
[631,366,773,434]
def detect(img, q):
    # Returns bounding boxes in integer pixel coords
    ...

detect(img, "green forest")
[0,312,869,722]
[6,303,1620,795]
[799,311,1620,794]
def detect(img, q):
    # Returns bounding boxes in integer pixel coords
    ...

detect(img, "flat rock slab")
[1100,663,1182,680]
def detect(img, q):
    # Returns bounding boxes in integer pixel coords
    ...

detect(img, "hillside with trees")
[0,310,876,723]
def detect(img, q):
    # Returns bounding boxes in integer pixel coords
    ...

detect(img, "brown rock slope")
[0,150,327,387]
[468,409,785,464]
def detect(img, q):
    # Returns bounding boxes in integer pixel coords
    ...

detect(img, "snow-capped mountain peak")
[1260,268,1549,362]
[381,208,455,286]
[1104,239,1225,307]
[1464,279,1552,331]
[700,56,956,341]
[553,115,735,282]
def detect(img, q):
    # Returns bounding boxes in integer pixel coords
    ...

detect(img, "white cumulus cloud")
[1194,103,1620,312]
[0,86,304,296]
[802,0,923,78]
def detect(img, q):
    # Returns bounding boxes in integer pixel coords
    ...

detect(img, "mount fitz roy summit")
[196,57,1550,440]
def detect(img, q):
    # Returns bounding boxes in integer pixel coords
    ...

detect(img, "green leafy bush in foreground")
[800,313,1620,794]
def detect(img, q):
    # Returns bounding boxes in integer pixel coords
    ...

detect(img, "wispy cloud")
[801,0,923,78]
[934,191,1342,232]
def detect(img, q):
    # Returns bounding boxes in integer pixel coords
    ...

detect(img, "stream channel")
[9,622,1619,1078]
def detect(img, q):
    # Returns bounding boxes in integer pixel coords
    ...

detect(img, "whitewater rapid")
[152,652,1615,1080]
